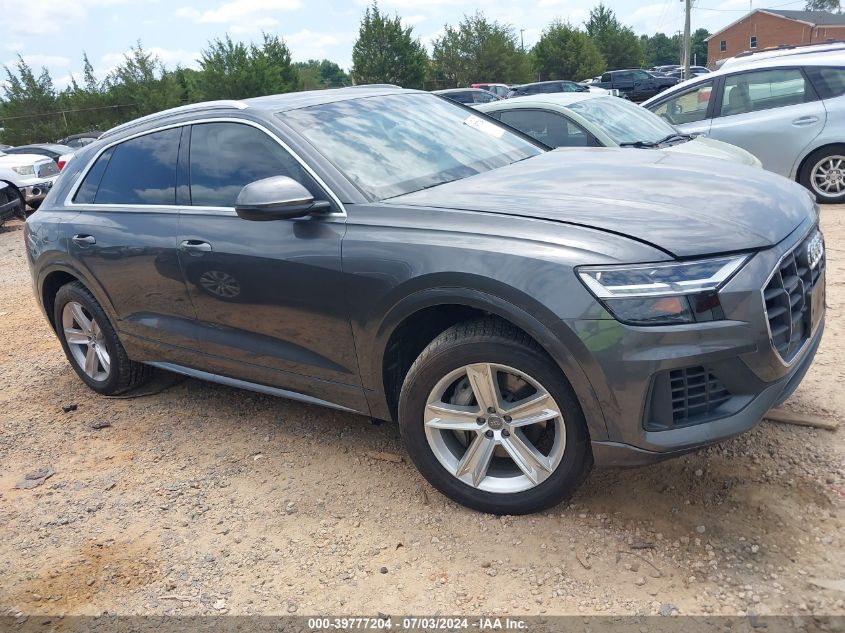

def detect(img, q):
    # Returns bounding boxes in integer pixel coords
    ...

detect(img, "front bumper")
[570,222,825,467]
[19,176,58,205]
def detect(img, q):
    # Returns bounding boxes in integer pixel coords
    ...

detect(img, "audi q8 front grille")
[763,229,825,363]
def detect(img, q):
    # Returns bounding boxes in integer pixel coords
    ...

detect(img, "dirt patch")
[0,210,843,617]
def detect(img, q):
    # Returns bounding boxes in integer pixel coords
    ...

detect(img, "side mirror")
[235,175,329,221]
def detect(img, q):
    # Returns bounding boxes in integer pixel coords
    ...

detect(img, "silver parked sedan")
[643,49,845,203]
[475,92,761,167]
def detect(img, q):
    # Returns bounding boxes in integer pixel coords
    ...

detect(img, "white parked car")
[476,92,761,167]
[643,49,845,202]
[0,151,61,210]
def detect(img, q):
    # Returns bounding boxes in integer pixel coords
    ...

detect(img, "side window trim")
[63,117,347,218]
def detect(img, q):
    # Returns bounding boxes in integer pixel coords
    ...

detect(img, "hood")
[0,153,50,169]
[388,149,814,258]
[664,136,762,168]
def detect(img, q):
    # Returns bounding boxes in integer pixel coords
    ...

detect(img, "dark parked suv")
[26,87,825,514]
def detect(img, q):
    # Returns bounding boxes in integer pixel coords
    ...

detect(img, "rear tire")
[54,282,151,395]
[800,145,845,204]
[398,319,592,515]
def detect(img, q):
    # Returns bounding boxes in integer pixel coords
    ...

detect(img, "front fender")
[363,282,609,442]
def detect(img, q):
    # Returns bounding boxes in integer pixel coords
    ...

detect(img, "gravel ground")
[0,208,843,619]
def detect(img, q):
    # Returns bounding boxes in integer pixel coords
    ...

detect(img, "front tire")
[800,145,845,203]
[54,282,151,395]
[398,319,592,515]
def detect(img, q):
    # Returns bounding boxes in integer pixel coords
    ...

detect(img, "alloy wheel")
[811,155,845,197]
[424,363,566,494]
[62,301,110,381]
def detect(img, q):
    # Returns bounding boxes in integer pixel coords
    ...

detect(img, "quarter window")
[650,81,713,125]
[805,66,845,99]
[720,68,810,117]
[90,127,181,205]
[188,122,314,207]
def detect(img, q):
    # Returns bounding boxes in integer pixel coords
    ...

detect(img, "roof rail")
[100,100,248,139]
[345,84,402,89]
[734,39,845,59]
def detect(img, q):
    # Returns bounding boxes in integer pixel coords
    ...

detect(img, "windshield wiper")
[620,133,693,148]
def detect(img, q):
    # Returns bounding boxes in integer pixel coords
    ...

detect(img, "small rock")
[287,604,298,613]
[15,467,55,490]
[62,404,78,413]
[658,603,677,617]
[213,599,226,611]
[696,525,706,534]
[380,567,388,574]
[90,420,111,430]
[694,469,703,477]
[635,577,646,586]
[481,561,491,568]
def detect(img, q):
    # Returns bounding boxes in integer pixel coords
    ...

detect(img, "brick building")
[706,9,845,68]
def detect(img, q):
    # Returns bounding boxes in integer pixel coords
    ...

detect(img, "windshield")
[282,93,542,200]
[567,96,677,145]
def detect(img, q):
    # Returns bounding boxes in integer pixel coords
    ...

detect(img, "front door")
[175,120,362,403]
[67,126,197,356]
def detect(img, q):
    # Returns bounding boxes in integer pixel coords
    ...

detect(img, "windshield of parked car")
[282,93,543,200]
[566,96,677,146]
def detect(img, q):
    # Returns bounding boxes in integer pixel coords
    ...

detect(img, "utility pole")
[682,0,691,80]
[520,28,525,52]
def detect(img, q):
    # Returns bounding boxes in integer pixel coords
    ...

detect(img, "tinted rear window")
[93,128,181,205]
[806,66,845,99]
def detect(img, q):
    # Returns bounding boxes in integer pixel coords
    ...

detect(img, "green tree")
[806,0,840,11]
[431,12,531,88]
[103,42,184,117]
[532,21,605,81]
[641,32,678,67]
[193,34,300,100]
[585,4,643,70]
[351,2,428,88]
[294,59,350,89]
[691,28,710,66]
[0,56,62,144]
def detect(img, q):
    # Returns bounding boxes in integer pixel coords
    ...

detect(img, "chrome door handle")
[793,116,819,126]
[179,240,212,252]
[72,234,96,245]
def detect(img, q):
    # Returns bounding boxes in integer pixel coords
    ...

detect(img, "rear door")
[175,120,362,396]
[707,67,826,176]
[67,126,197,353]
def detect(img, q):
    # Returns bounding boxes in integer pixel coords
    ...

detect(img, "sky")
[2,0,808,89]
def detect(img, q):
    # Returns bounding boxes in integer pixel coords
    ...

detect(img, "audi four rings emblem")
[807,232,824,270]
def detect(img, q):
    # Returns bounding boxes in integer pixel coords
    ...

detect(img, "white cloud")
[5,54,71,69]
[3,1,129,37]
[402,14,427,26]
[175,0,302,24]
[284,29,345,62]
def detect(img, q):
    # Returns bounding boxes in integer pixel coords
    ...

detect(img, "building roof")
[706,8,845,41]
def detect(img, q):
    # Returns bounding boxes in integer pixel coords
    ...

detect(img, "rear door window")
[188,121,315,207]
[92,127,181,205]
[720,68,813,116]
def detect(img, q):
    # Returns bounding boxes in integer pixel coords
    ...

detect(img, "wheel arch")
[794,141,845,183]
[38,264,117,332]
[369,285,608,442]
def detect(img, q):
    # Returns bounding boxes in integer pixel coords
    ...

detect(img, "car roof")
[8,143,73,152]
[513,80,575,88]
[478,92,603,109]
[643,49,845,105]
[101,86,423,139]
[432,88,487,94]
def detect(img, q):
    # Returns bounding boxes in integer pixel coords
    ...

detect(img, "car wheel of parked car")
[801,145,845,203]
[398,319,592,515]
[54,282,151,395]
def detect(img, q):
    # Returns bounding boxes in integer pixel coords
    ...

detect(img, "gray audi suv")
[26,86,825,514]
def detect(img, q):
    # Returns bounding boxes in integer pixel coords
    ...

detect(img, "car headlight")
[577,255,748,325]
[11,165,35,176]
